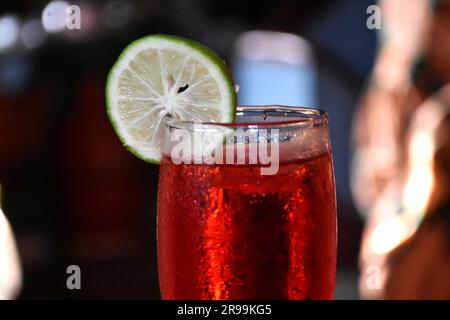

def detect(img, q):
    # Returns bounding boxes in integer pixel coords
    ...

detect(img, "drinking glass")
[157,106,337,299]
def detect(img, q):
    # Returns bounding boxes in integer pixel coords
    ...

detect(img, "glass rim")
[165,105,329,130]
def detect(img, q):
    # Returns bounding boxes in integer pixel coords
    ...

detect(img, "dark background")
[0,0,377,299]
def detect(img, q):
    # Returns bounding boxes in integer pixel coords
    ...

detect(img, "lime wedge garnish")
[106,34,236,163]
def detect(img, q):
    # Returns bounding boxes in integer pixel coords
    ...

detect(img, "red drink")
[157,106,336,299]
[157,151,336,299]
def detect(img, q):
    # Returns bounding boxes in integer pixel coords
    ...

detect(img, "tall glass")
[157,106,337,299]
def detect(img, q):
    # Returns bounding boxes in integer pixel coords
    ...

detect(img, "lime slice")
[106,34,236,163]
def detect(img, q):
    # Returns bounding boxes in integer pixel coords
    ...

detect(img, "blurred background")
[0,0,449,299]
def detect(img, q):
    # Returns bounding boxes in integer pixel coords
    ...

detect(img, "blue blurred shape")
[233,31,316,107]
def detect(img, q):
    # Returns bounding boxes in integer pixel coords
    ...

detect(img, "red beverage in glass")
[157,106,337,299]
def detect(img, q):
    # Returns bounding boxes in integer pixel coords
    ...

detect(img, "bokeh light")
[41,1,70,33]
[0,15,20,52]
[20,19,48,50]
